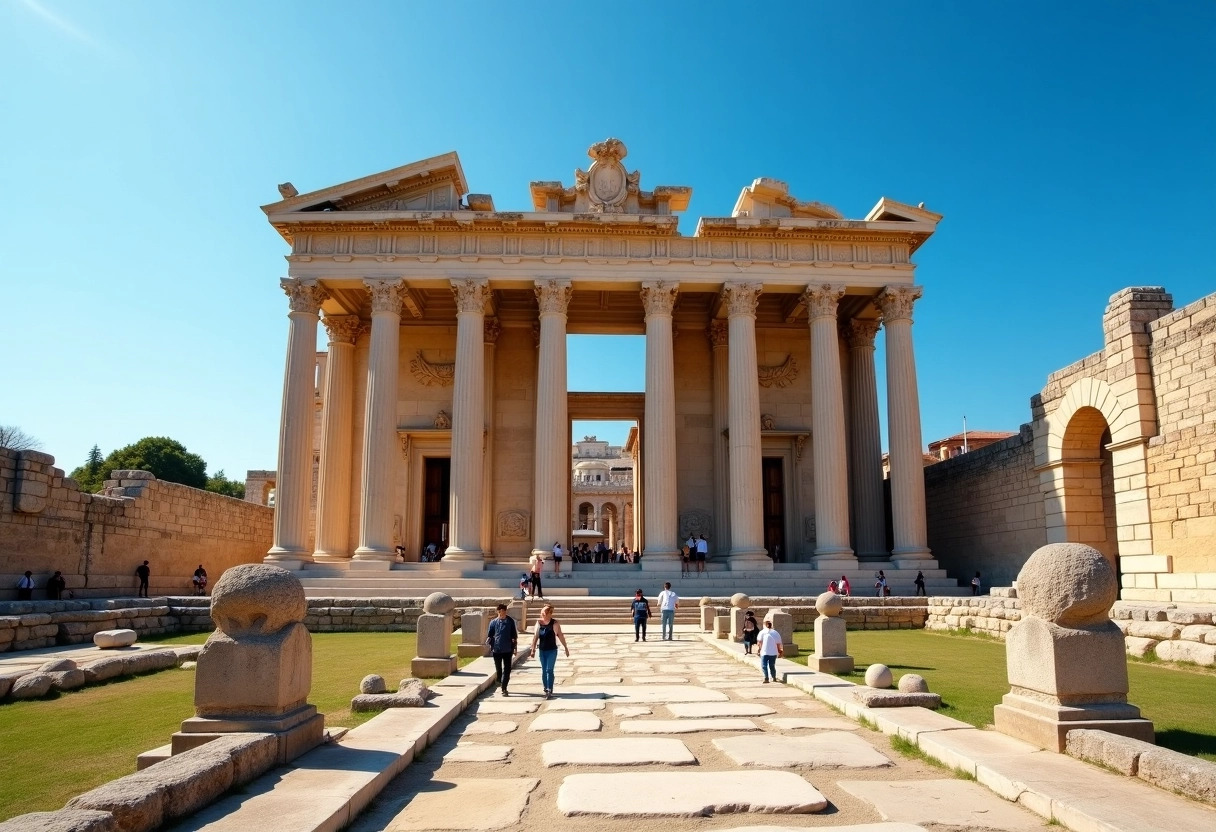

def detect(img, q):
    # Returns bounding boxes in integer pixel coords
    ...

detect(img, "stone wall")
[0,449,274,600]
[924,425,1046,589]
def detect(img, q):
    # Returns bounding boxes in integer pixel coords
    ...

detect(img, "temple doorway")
[422,457,450,555]
[762,457,786,562]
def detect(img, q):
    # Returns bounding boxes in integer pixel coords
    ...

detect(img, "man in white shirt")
[756,618,784,683]
[552,542,564,577]
[695,535,708,574]
[657,581,679,641]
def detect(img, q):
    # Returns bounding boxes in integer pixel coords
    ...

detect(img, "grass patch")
[0,631,472,821]
[791,629,1216,763]
[888,734,975,780]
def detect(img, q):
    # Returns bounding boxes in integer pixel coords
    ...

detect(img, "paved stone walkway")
[347,629,1052,832]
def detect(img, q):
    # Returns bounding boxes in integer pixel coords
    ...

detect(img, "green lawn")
[0,632,470,821]
[792,629,1216,762]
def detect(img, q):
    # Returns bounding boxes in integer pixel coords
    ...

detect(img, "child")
[741,610,759,654]
[681,546,690,577]
[518,572,529,600]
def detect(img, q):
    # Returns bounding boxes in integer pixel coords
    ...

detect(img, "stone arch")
[1039,377,1153,587]
[601,501,619,550]
[577,501,595,530]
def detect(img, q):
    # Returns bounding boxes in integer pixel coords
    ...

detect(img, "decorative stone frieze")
[497,510,530,540]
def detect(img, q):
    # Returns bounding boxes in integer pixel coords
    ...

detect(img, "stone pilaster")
[354,279,406,563]
[480,317,501,560]
[445,279,490,565]
[532,280,572,557]
[878,286,932,563]
[708,320,731,562]
[314,315,365,561]
[722,282,772,569]
[805,284,856,567]
[266,278,329,568]
[640,281,680,568]
[844,318,887,561]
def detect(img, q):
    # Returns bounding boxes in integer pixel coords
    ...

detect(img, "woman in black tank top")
[529,603,569,699]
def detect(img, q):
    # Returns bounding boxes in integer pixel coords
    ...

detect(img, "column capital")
[640,281,679,317]
[802,284,845,321]
[364,279,406,314]
[534,279,573,316]
[707,319,729,348]
[721,282,763,318]
[451,278,491,314]
[877,285,924,324]
[483,316,502,344]
[281,278,328,315]
[321,314,366,346]
[842,318,881,349]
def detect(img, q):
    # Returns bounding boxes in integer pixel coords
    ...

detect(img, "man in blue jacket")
[485,603,518,696]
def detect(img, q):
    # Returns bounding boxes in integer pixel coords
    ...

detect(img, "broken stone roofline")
[264,137,941,249]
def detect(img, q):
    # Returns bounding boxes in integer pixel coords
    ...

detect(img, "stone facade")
[1,448,274,600]
[924,287,1216,602]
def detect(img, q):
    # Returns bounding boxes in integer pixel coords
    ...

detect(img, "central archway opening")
[1060,406,1119,576]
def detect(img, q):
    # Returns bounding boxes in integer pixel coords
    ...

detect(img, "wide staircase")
[519,596,703,627]
[294,559,971,599]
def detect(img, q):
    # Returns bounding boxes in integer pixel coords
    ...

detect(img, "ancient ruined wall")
[1144,294,1216,576]
[924,425,1046,588]
[0,449,274,600]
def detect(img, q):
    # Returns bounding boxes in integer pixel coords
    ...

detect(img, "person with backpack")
[741,610,759,654]
[630,588,652,642]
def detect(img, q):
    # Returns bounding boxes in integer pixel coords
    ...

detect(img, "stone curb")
[0,646,199,703]
[696,632,1216,831]
[1066,729,1216,807]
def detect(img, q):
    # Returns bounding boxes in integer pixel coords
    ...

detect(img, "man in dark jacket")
[485,604,518,696]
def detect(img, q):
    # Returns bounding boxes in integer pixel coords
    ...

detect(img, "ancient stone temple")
[260,139,942,574]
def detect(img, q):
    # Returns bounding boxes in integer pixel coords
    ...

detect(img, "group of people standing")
[680,534,709,575]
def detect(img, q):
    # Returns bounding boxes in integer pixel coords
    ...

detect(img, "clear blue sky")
[3,1,1213,477]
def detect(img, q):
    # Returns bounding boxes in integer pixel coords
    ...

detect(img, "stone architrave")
[458,607,490,658]
[809,591,853,673]
[993,542,1154,752]
[413,592,458,677]
[266,279,328,568]
[764,608,799,658]
[174,564,324,764]
[640,280,680,567]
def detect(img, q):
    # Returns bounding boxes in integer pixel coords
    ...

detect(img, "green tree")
[205,469,246,499]
[69,444,107,493]
[71,437,207,492]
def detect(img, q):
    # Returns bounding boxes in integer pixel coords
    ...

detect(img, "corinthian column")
[314,315,365,561]
[445,279,490,565]
[722,282,772,570]
[709,320,731,561]
[266,278,329,568]
[845,318,886,561]
[354,279,405,563]
[804,284,856,567]
[532,280,572,558]
[481,317,501,559]
[879,286,932,563]
[640,281,680,569]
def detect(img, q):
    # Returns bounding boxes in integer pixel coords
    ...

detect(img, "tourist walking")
[528,603,568,699]
[46,571,66,601]
[16,571,35,601]
[192,564,208,596]
[971,571,982,596]
[874,570,889,597]
[914,570,926,596]
[529,551,544,599]
[756,617,784,683]
[552,542,564,578]
[695,534,708,574]
[657,581,679,640]
[839,575,851,596]
[741,610,758,654]
[135,561,150,598]
[486,603,518,696]
[630,588,652,641]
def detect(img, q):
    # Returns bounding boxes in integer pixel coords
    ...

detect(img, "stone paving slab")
[620,718,760,734]
[471,701,538,715]
[714,732,893,768]
[717,825,927,832]
[764,717,860,731]
[667,702,777,718]
[732,685,807,699]
[442,744,513,763]
[541,737,696,766]
[528,712,602,732]
[562,684,728,703]
[543,699,605,711]
[460,720,516,736]
[612,706,652,717]
[863,706,972,741]
[630,675,690,683]
[837,778,1047,831]
[383,777,538,831]
[556,770,828,816]
[574,675,622,684]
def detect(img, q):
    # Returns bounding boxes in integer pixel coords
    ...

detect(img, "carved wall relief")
[497,510,530,540]
[758,355,798,388]
[679,509,712,539]
[409,351,455,387]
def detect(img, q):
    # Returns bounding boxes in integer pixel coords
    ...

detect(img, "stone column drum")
[994,542,1154,752]
[412,592,458,677]
[266,279,328,568]
[808,591,853,673]
[314,314,364,560]
[641,280,680,567]
[532,280,572,558]
[708,321,732,558]
[175,564,324,764]
[844,318,887,561]
[445,279,490,564]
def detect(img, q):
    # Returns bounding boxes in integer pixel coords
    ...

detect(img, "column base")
[811,556,859,572]
[994,693,1154,753]
[264,549,313,571]
[443,547,485,564]
[855,552,889,563]
[313,552,352,563]
[640,552,680,571]
[728,551,774,571]
[890,552,938,570]
[348,560,393,572]
[353,548,396,562]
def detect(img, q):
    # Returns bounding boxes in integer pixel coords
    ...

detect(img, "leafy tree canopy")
[205,469,246,499]
[70,437,207,492]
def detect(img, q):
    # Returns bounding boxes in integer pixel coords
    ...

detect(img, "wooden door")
[422,457,451,554]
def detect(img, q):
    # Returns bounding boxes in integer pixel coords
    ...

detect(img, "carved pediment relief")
[529,138,691,215]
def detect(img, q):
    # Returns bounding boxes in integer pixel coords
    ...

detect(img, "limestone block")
[815,615,848,658]
[81,657,128,684]
[1126,621,1182,640]
[1066,728,1156,775]
[40,659,78,673]
[699,605,715,632]
[94,629,138,649]
[411,656,457,678]
[714,615,730,638]
[1138,746,1216,806]
[1154,639,1216,666]
[853,689,941,709]
[864,664,892,689]
[1007,618,1129,701]
[1123,636,1158,658]
[1167,609,1213,625]
[0,809,117,832]
[730,608,747,641]
[1181,624,1216,642]
[50,668,87,691]
[360,674,386,694]
[9,672,54,699]
[415,612,452,659]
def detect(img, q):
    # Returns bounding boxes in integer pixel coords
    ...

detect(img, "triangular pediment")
[731,178,842,220]
[864,197,943,224]
[261,152,473,216]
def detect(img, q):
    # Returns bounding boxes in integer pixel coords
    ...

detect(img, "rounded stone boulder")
[864,664,893,689]
[1017,542,1117,627]
[360,674,387,694]
[898,673,929,693]
[210,564,306,636]
[423,592,456,615]
[815,592,843,618]
[93,629,138,649]
[39,658,78,673]
[699,596,712,607]
[730,593,751,609]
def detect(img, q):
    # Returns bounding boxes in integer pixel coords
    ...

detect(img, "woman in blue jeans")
[528,603,569,699]
[630,589,652,642]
